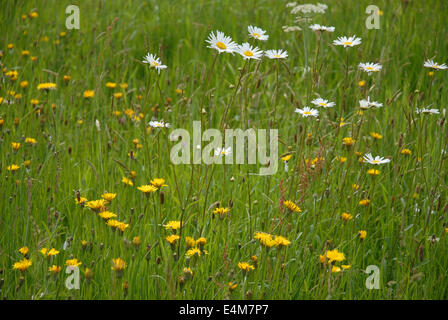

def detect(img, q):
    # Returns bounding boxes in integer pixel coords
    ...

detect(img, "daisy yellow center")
[275,54,280,58]
[221,151,226,154]
[344,41,352,45]
[319,102,327,106]
[244,50,254,57]
[152,61,159,67]
[304,111,312,115]
[253,32,261,38]
[216,41,227,50]
[372,160,380,163]
[366,66,374,70]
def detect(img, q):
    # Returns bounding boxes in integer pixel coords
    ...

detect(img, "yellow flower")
[132,236,141,247]
[254,232,276,248]
[66,258,82,267]
[101,193,117,202]
[37,82,57,91]
[120,83,128,89]
[113,92,123,99]
[112,258,127,272]
[283,200,302,213]
[183,267,193,278]
[20,81,29,88]
[29,11,39,18]
[164,221,181,231]
[336,156,347,163]
[342,264,351,270]
[358,230,367,239]
[150,178,167,188]
[137,184,158,194]
[213,207,230,218]
[107,219,121,229]
[19,246,29,256]
[342,137,355,146]
[49,265,62,274]
[63,75,71,82]
[86,199,108,211]
[186,236,196,248]
[341,212,353,222]
[274,235,291,247]
[13,258,32,272]
[98,211,117,220]
[75,196,88,205]
[367,169,380,176]
[122,177,134,186]
[83,90,95,98]
[196,237,207,246]
[228,282,238,291]
[117,221,129,232]
[325,249,345,263]
[352,184,360,190]
[30,99,39,105]
[166,234,180,244]
[358,80,366,87]
[40,248,59,257]
[106,82,117,88]
[186,247,201,257]
[281,154,292,162]
[331,265,341,273]
[370,132,383,140]
[237,262,255,272]
[11,142,21,150]
[401,148,412,156]
[359,199,371,206]
[25,137,37,145]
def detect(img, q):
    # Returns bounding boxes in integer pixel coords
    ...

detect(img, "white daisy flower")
[142,53,167,74]
[359,62,382,74]
[309,24,335,32]
[415,108,440,115]
[248,25,269,41]
[333,35,362,48]
[265,49,288,60]
[311,98,335,108]
[236,43,263,60]
[359,97,383,109]
[363,153,391,165]
[215,147,232,156]
[295,106,319,118]
[424,59,447,70]
[206,30,237,54]
[149,120,170,128]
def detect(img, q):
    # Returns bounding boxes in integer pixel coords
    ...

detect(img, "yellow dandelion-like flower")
[237,262,255,272]
[86,199,108,211]
[13,258,32,272]
[66,258,82,267]
[122,177,134,186]
[186,237,196,248]
[37,82,57,91]
[48,265,62,274]
[150,178,167,188]
[83,90,95,98]
[358,230,367,239]
[283,200,302,213]
[7,164,20,172]
[137,184,158,194]
[370,132,383,140]
[112,258,127,272]
[325,249,345,263]
[367,169,380,176]
[106,82,117,88]
[98,211,117,220]
[164,221,181,231]
[11,142,21,150]
[401,148,412,156]
[341,212,353,222]
[166,234,180,244]
[359,199,371,206]
[101,193,117,202]
[274,235,291,247]
[213,207,230,218]
[186,247,201,257]
[25,137,37,145]
[40,248,59,257]
[342,137,355,146]
[19,246,29,256]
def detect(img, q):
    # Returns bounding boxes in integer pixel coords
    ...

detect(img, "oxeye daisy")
[311,97,335,108]
[215,147,232,157]
[333,35,362,48]
[309,24,335,32]
[265,49,288,60]
[424,59,447,70]
[295,106,319,118]
[248,25,269,41]
[149,120,170,128]
[363,153,391,165]
[142,53,167,74]
[205,30,237,54]
[236,42,263,60]
[416,108,440,115]
[359,97,383,109]
[359,62,382,74]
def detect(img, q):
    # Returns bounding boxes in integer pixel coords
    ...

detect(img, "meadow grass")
[1,0,448,299]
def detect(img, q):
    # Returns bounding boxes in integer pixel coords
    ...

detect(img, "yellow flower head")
[213,207,230,218]
[19,246,29,256]
[101,193,117,202]
[83,90,95,98]
[66,258,82,267]
[166,234,180,244]
[325,249,345,263]
[341,212,353,222]
[164,220,181,231]
[283,200,302,213]
[342,137,355,146]
[98,211,117,220]
[150,178,167,188]
[37,82,57,91]
[86,199,108,211]
[112,258,127,272]
[358,230,367,239]
[359,199,371,206]
[49,265,62,274]
[237,262,255,272]
[137,184,158,194]
[186,247,201,257]
[122,177,134,186]
[13,258,32,272]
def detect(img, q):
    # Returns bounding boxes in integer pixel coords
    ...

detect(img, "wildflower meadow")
[1,0,448,301]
